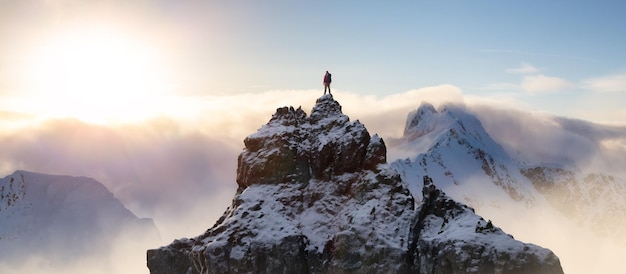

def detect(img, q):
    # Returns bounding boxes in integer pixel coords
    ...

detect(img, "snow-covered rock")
[391,102,626,244]
[0,170,158,263]
[412,176,562,273]
[147,95,562,274]
[392,102,538,206]
[237,95,385,187]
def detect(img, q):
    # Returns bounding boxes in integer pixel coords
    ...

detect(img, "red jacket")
[323,72,332,84]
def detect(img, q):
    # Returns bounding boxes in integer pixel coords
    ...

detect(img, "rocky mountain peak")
[237,94,385,187]
[403,102,437,140]
[149,95,415,273]
[393,102,532,203]
[309,94,345,123]
[403,102,437,137]
[268,105,307,127]
[402,102,486,144]
[394,100,626,254]
[148,96,563,274]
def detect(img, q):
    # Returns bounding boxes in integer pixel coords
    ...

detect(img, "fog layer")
[1,88,624,273]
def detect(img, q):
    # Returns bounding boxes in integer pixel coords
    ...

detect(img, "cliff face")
[147,95,563,274]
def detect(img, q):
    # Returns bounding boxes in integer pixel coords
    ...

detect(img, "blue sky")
[1,0,626,123]
[1,3,626,273]
[193,1,626,94]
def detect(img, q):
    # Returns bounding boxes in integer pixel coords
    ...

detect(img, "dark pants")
[324,83,331,94]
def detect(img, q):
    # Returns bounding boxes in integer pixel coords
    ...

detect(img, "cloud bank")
[1,87,625,274]
[463,102,626,178]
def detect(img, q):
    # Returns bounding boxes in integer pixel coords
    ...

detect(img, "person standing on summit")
[323,70,332,95]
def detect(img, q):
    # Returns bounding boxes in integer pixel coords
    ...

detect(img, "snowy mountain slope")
[413,176,561,273]
[0,170,158,263]
[390,102,626,244]
[148,95,562,274]
[391,102,542,209]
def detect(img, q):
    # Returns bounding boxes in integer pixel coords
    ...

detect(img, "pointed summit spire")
[309,94,344,124]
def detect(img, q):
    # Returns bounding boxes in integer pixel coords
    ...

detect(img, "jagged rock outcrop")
[411,176,563,273]
[237,95,386,186]
[147,95,563,274]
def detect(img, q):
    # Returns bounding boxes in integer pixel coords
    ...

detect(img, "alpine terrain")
[0,170,159,266]
[390,102,626,244]
[147,95,563,273]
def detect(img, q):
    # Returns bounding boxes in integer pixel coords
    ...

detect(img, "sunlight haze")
[1,1,626,274]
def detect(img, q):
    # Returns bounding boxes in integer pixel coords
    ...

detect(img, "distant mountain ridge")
[148,95,563,274]
[0,170,159,264]
[391,102,626,244]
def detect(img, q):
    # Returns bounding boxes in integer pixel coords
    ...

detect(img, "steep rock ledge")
[410,176,563,273]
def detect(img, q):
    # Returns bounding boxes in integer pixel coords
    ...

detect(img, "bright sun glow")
[18,27,174,123]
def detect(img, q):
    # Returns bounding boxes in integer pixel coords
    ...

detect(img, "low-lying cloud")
[2,87,625,221]
[0,118,240,239]
[1,87,625,274]
[0,86,465,237]
[0,221,160,274]
[464,102,626,178]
